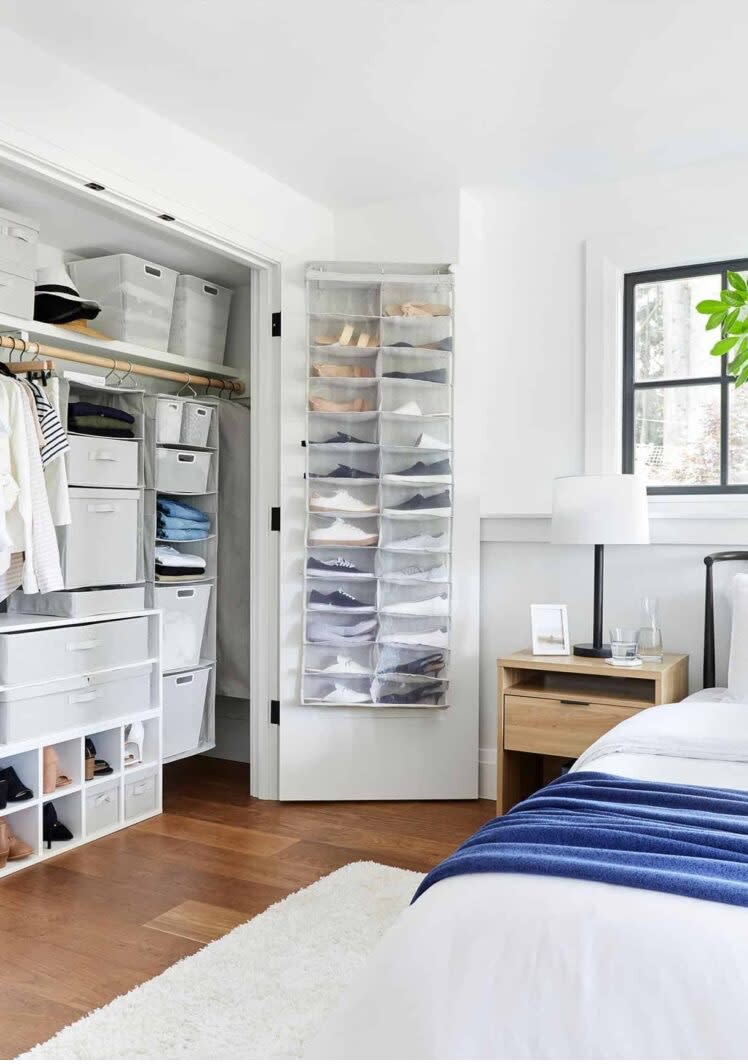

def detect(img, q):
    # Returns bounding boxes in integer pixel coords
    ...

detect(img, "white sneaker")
[385,531,449,551]
[392,400,422,416]
[391,562,449,581]
[380,627,449,648]
[321,684,371,703]
[384,593,449,616]
[307,617,377,643]
[309,490,377,514]
[416,432,450,450]
[309,518,378,546]
[318,655,371,675]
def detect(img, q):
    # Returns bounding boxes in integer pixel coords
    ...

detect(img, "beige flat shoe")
[309,395,370,413]
[313,334,338,346]
[401,302,451,317]
[312,363,374,379]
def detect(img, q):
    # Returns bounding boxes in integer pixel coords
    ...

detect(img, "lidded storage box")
[0,207,38,318]
[169,274,232,364]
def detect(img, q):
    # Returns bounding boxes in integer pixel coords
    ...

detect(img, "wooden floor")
[0,757,492,1058]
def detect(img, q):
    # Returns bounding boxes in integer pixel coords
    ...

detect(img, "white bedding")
[308,701,748,1059]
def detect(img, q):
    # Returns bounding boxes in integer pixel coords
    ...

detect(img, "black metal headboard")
[703,551,748,688]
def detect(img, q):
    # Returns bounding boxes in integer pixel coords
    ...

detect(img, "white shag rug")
[24,861,420,1060]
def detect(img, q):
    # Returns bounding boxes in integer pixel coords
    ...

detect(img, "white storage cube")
[156,448,211,494]
[169,275,232,364]
[157,398,183,444]
[9,586,145,619]
[125,768,158,820]
[0,663,153,743]
[67,434,139,489]
[85,781,120,837]
[0,208,38,279]
[64,488,141,589]
[68,254,178,351]
[162,665,211,758]
[155,583,211,670]
[0,268,34,318]
[0,615,149,685]
[181,402,213,447]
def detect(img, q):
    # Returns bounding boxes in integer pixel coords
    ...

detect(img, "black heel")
[42,802,73,847]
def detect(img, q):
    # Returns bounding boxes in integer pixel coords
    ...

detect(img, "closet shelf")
[162,656,215,677]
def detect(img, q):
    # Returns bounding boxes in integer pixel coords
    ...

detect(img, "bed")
[308,699,748,1059]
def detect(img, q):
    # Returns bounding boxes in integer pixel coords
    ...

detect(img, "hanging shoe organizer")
[303,265,454,708]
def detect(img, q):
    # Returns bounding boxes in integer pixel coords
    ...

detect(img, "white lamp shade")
[551,474,650,545]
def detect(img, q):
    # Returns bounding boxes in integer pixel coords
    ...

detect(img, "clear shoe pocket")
[308,481,378,514]
[371,677,449,707]
[375,642,449,679]
[304,642,375,676]
[381,317,453,351]
[309,282,380,318]
[306,609,378,645]
[378,580,450,615]
[377,614,450,647]
[379,515,451,552]
[308,381,378,413]
[381,484,452,515]
[310,351,377,379]
[310,315,380,349]
[308,412,379,446]
[308,448,379,480]
[302,673,373,704]
[380,380,450,416]
[380,351,451,385]
[305,546,377,580]
[381,449,452,478]
[379,417,450,449]
[307,578,377,612]
[376,550,450,583]
[381,281,453,318]
[307,514,379,547]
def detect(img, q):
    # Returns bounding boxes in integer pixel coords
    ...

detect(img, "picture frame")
[530,604,570,656]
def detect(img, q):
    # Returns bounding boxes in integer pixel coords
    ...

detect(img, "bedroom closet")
[0,155,259,875]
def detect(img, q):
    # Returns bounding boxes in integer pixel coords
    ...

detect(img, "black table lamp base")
[572,543,610,658]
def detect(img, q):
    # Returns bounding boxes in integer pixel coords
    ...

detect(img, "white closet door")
[277,263,479,800]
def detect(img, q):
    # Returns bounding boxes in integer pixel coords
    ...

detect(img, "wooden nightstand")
[496,650,689,814]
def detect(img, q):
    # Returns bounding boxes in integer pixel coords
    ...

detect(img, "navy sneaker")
[379,683,444,705]
[379,652,445,676]
[309,589,373,612]
[312,464,377,479]
[387,490,451,513]
[391,459,452,479]
[307,556,370,576]
[383,369,448,384]
[319,431,370,445]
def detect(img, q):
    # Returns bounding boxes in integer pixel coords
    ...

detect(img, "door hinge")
[271,311,281,337]
[270,506,281,532]
[270,699,280,725]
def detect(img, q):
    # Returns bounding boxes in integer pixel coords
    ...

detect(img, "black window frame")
[623,257,748,494]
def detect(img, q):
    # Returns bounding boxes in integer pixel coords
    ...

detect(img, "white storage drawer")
[125,769,158,820]
[169,275,232,364]
[0,662,152,743]
[0,615,149,685]
[68,254,178,351]
[85,781,120,837]
[156,448,211,494]
[156,398,183,444]
[0,208,38,280]
[163,665,211,759]
[155,584,211,670]
[181,402,213,448]
[67,434,139,489]
[9,586,145,619]
[64,488,140,588]
[0,268,33,319]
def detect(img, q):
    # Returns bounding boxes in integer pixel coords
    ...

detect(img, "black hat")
[34,264,101,325]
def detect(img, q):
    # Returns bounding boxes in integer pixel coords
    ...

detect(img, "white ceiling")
[0,0,746,208]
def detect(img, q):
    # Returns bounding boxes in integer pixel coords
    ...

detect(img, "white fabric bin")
[155,584,211,670]
[157,398,183,444]
[162,664,211,758]
[0,615,149,685]
[169,275,232,364]
[0,268,34,318]
[124,768,158,820]
[0,662,153,743]
[0,208,38,279]
[63,488,141,589]
[85,781,120,837]
[67,435,139,489]
[9,586,145,619]
[156,448,211,494]
[68,254,178,351]
[181,402,213,447]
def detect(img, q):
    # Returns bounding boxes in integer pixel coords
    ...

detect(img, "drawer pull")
[560,699,590,706]
[132,783,148,796]
[176,453,195,464]
[69,690,100,704]
[66,639,101,652]
[89,450,117,462]
[86,504,119,514]
[95,793,113,806]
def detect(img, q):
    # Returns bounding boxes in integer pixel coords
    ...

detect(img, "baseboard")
[479,746,496,801]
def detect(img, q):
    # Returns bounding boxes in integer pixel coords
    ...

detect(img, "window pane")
[634,385,721,485]
[729,383,748,484]
[634,274,721,382]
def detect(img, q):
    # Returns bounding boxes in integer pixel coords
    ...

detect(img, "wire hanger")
[177,374,197,398]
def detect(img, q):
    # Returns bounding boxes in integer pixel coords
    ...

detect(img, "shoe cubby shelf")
[0,609,162,879]
[304,266,455,709]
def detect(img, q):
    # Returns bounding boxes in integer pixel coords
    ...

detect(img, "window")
[623,258,748,493]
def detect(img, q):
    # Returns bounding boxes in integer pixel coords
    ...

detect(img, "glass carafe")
[638,596,663,662]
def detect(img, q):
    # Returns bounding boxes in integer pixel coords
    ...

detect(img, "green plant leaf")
[722,290,743,306]
[725,310,741,332]
[706,310,726,329]
[728,271,747,292]
[735,363,748,388]
[712,335,740,356]
[697,299,727,314]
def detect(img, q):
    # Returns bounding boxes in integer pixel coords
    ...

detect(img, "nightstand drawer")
[504,694,639,758]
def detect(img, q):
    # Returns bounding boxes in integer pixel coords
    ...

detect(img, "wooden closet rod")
[0,335,245,394]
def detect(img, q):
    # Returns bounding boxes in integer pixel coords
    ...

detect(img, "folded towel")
[155,545,206,570]
[69,414,136,433]
[68,402,134,424]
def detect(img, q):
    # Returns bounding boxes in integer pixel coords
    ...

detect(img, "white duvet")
[308,701,748,1059]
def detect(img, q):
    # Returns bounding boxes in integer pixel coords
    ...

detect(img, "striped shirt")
[29,381,68,467]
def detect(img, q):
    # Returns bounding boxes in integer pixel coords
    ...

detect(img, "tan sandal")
[312,363,374,379]
[309,396,370,413]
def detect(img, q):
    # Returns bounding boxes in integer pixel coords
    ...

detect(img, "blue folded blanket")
[158,515,210,530]
[413,772,748,909]
[157,525,209,541]
[157,496,208,523]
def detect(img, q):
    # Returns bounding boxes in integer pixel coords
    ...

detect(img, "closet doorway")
[0,148,280,800]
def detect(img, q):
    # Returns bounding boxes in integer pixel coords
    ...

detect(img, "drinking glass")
[637,626,663,662]
[609,627,639,664]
